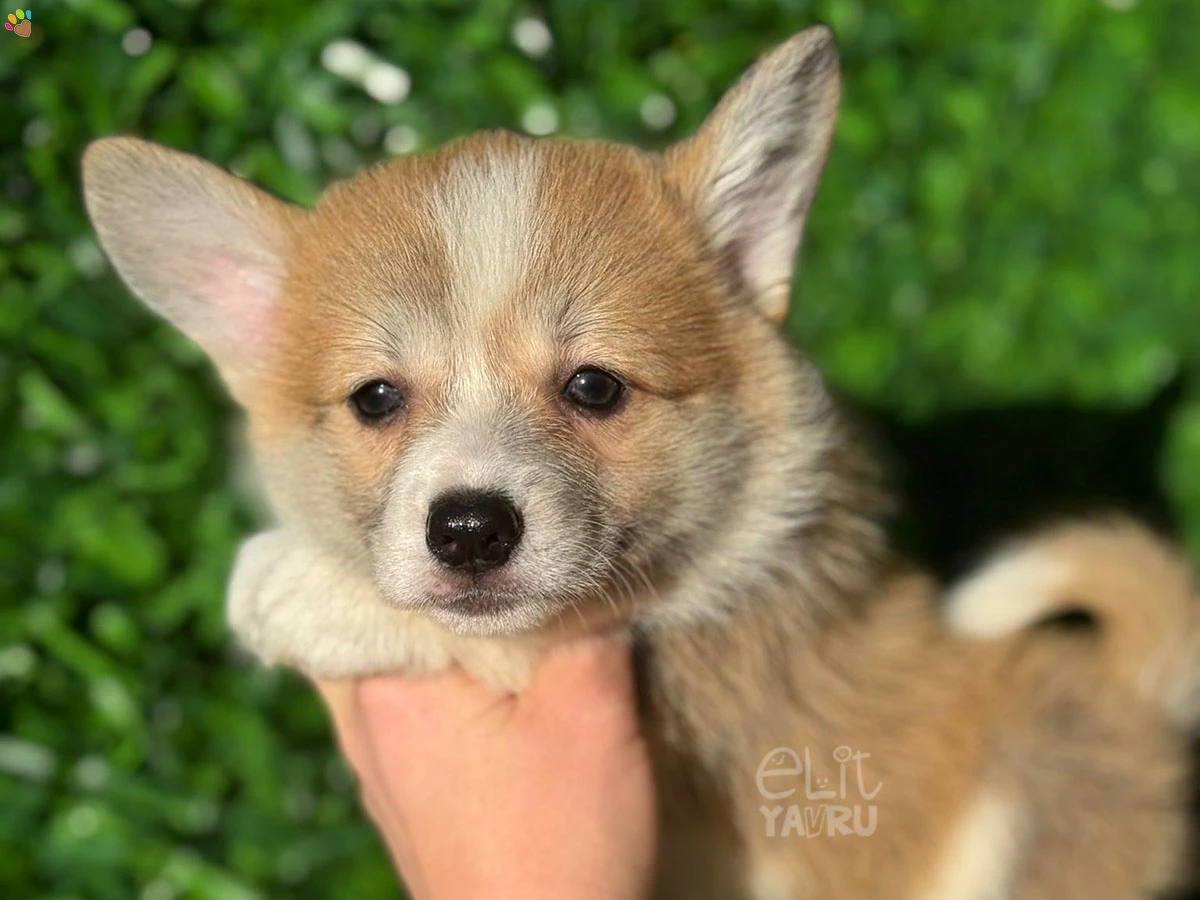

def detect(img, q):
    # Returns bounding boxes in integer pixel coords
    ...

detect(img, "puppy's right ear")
[82,137,301,395]
[666,26,840,325]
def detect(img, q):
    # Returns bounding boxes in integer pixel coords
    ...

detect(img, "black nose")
[426,491,523,574]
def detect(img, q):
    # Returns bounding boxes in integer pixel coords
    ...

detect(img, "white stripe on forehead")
[429,141,543,323]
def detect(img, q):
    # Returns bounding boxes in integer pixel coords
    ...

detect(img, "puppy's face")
[83,27,841,634]
[261,136,750,632]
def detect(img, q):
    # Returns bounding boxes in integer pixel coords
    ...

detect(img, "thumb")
[312,678,374,773]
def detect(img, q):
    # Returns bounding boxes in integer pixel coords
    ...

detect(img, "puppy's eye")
[350,380,404,422]
[564,368,623,412]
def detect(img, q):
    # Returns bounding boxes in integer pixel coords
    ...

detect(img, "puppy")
[82,25,1200,899]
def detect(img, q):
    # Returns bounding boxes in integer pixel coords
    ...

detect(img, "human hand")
[317,638,657,900]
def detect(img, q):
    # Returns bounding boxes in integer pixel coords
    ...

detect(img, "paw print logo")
[5,8,31,37]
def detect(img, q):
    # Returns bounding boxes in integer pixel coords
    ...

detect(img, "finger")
[530,635,636,698]
[312,678,374,772]
[523,636,639,726]
[358,780,417,877]
[314,680,420,885]
[313,678,356,721]
[356,667,515,740]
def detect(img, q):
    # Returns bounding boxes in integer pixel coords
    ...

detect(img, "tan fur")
[948,519,1200,727]
[642,537,1196,899]
[82,24,1200,899]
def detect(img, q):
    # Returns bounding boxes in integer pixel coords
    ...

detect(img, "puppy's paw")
[226,529,404,678]
[225,529,555,690]
[226,529,298,653]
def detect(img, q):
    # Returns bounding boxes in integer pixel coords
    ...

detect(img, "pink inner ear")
[196,250,281,368]
[226,260,278,354]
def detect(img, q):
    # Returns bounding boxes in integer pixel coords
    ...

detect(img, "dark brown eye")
[350,380,404,422]
[564,368,623,412]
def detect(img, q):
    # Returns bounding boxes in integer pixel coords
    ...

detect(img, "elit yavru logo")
[6,8,31,37]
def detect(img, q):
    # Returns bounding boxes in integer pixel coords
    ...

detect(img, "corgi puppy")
[82,25,1200,900]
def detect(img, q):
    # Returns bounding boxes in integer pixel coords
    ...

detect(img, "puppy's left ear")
[82,137,301,400]
[666,25,841,323]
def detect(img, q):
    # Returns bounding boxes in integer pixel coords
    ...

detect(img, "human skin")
[316,638,657,900]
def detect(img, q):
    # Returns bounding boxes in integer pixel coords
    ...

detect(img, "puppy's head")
[82,27,842,634]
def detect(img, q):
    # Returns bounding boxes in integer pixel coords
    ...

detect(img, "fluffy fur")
[83,25,1200,899]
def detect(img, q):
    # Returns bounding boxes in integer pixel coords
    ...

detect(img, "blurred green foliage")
[2,0,1199,897]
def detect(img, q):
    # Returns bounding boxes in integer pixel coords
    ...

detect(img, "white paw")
[225,529,553,689]
[226,529,402,677]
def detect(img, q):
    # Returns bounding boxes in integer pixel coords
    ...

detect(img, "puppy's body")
[646,524,1197,899]
[83,26,1200,898]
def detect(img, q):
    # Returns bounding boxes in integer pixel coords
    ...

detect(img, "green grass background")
[2,0,1199,897]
